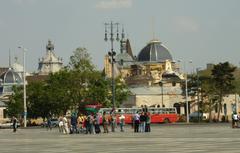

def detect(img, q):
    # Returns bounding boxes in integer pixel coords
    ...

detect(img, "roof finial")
[151,16,155,41]
[9,49,11,68]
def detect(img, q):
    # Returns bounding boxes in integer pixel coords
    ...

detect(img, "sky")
[0,0,240,73]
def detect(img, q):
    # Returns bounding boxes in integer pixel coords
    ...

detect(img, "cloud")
[173,16,200,33]
[95,0,133,9]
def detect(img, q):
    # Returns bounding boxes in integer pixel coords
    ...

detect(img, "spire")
[120,26,126,54]
[9,49,11,68]
[126,39,134,59]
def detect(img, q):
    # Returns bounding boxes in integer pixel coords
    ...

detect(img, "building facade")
[104,34,239,120]
[38,40,63,75]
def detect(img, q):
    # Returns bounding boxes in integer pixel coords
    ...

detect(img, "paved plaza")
[0,123,240,153]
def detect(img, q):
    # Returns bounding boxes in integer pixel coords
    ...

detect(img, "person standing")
[47,117,52,131]
[58,116,64,133]
[110,112,116,132]
[232,112,238,128]
[119,114,125,132]
[134,112,140,133]
[12,116,18,132]
[70,113,78,134]
[63,116,69,134]
[102,111,109,133]
[140,112,146,132]
[94,113,101,134]
[145,112,151,132]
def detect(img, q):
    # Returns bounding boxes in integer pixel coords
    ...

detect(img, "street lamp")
[18,46,27,127]
[104,21,120,110]
[159,81,164,107]
[196,67,202,123]
[178,60,192,123]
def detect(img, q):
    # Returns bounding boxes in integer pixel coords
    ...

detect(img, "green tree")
[7,86,23,118]
[27,81,49,119]
[211,62,236,121]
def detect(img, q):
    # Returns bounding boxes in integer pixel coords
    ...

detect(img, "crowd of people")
[51,111,151,134]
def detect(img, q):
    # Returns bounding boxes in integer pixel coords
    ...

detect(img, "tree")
[7,86,24,118]
[199,76,218,122]
[211,62,236,121]
[27,81,50,119]
[68,47,95,71]
[115,77,130,107]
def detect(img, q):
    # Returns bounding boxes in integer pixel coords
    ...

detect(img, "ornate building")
[38,40,63,75]
[104,29,187,114]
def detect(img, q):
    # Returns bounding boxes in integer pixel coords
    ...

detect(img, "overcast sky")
[0,0,239,73]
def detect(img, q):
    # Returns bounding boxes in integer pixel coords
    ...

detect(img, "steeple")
[8,49,11,68]
[120,26,126,54]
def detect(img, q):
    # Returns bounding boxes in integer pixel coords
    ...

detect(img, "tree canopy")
[8,47,130,119]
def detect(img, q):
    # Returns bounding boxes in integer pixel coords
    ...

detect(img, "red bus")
[98,107,178,124]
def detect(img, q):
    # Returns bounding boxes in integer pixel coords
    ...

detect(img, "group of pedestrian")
[102,111,124,133]
[133,111,151,133]
[58,113,102,134]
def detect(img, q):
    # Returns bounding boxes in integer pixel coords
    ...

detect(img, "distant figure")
[47,117,52,131]
[63,116,69,134]
[232,112,238,128]
[86,114,93,134]
[119,114,125,132]
[70,114,78,134]
[102,111,109,133]
[110,112,116,132]
[58,116,64,133]
[12,116,18,132]
[140,112,146,132]
[145,112,151,132]
[134,112,140,133]
[94,113,101,134]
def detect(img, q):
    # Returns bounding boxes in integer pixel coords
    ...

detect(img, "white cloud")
[95,0,133,9]
[173,16,200,33]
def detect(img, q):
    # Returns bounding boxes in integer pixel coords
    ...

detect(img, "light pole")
[18,46,27,127]
[196,67,201,123]
[159,81,164,107]
[104,21,120,110]
[178,60,192,123]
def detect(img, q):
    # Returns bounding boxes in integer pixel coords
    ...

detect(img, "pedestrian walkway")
[0,124,239,153]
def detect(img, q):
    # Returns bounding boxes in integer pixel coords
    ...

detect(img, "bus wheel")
[164,118,170,123]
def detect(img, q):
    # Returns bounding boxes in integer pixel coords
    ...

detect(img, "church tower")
[38,40,63,75]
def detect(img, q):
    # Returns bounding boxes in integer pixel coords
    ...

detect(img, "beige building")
[104,35,239,120]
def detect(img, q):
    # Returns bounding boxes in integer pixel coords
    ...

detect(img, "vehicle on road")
[41,118,59,127]
[98,107,178,124]
[0,120,20,129]
[189,111,208,122]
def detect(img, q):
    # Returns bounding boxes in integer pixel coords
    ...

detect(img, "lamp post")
[196,67,201,123]
[18,46,27,127]
[159,81,164,107]
[104,21,120,110]
[178,60,192,123]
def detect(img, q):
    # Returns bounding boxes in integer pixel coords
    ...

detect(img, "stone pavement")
[0,123,240,153]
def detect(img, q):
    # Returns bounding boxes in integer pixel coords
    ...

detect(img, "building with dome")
[38,40,63,75]
[104,31,187,114]
[0,68,23,101]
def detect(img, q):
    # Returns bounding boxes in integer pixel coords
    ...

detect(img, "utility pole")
[18,46,27,127]
[104,21,120,110]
